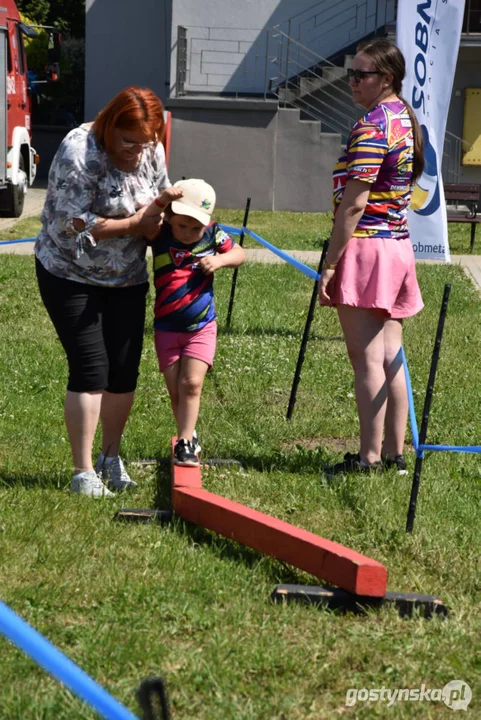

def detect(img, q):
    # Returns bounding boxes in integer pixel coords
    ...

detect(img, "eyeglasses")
[119,138,156,150]
[347,69,383,83]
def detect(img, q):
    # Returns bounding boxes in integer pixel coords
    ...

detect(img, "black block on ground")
[113,509,173,524]
[133,458,243,468]
[271,584,448,619]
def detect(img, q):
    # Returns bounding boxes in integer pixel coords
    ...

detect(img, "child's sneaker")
[174,438,199,467]
[192,430,201,455]
[382,453,408,475]
[95,455,138,491]
[71,470,114,498]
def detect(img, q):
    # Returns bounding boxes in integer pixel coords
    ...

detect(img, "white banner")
[397,0,465,261]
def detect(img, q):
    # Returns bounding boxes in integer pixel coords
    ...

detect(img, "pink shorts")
[329,236,424,319]
[155,321,217,372]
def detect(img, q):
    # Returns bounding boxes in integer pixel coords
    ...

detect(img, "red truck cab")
[0,0,37,217]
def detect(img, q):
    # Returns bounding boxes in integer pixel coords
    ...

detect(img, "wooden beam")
[172,486,387,597]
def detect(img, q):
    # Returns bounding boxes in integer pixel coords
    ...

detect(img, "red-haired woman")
[35,86,170,497]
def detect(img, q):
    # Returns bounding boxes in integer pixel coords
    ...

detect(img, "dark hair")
[357,38,424,182]
[93,86,165,154]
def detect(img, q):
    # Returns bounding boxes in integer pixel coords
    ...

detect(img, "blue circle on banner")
[411,125,441,217]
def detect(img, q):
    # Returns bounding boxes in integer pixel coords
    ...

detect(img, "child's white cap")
[171,178,216,226]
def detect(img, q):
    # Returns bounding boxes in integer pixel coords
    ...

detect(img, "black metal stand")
[286,241,328,420]
[226,197,251,329]
[271,585,448,619]
[137,676,170,719]
[406,283,451,533]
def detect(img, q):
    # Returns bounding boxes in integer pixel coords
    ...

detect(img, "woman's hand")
[318,268,336,306]
[129,206,164,239]
[144,186,184,218]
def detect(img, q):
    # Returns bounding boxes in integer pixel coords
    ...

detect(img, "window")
[7,31,12,73]
[463,0,481,33]
[15,24,25,74]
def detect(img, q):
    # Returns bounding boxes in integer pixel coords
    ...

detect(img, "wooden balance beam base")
[171,439,387,598]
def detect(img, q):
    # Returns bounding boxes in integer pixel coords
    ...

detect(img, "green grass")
[0,216,40,243]
[0,246,480,717]
[1,211,479,253]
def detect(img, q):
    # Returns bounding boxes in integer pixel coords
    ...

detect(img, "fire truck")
[0,0,59,217]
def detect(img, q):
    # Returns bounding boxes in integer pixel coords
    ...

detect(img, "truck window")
[15,25,25,75]
[7,32,12,73]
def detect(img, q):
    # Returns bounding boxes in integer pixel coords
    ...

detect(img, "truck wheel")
[4,155,27,218]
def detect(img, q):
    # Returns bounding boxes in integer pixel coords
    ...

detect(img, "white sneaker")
[95,455,138,491]
[71,470,114,498]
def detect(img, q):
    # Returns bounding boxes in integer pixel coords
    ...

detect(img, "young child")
[148,179,245,466]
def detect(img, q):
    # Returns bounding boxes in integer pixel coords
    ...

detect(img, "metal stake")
[286,241,328,420]
[225,197,251,329]
[406,283,451,532]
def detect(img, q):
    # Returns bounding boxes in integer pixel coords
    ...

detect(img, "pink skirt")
[329,236,424,319]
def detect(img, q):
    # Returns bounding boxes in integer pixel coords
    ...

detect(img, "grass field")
[0,222,480,718]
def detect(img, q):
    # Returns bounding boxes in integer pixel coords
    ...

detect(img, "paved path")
[2,187,481,292]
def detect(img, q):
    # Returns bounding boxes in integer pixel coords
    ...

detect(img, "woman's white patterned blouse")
[35,123,170,287]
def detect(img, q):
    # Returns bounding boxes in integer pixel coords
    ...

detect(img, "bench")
[445,183,481,253]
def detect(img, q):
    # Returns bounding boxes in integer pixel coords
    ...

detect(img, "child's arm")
[199,243,246,275]
[143,186,184,218]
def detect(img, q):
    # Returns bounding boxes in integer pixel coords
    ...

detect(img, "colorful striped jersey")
[152,221,234,332]
[332,100,414,239]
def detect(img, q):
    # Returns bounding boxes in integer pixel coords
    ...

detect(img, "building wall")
[171,0,394,96]
[83,0,395,113]
[166,99,341,211]
[85,0,172,120]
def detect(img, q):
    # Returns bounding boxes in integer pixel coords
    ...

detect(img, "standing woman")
[35,87,170,496]
[318,38,424,477]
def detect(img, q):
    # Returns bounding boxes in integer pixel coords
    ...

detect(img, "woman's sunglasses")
[347,69,383,83]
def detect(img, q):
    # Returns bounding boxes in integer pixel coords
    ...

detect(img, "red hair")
[93,86,165,153]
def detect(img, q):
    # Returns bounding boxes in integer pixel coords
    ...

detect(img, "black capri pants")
[36,258,149,393]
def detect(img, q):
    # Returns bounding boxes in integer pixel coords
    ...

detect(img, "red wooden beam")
[172,485,387,597]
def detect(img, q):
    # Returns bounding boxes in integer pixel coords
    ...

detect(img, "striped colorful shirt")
[333,100,414,239]
[152,221,234,332]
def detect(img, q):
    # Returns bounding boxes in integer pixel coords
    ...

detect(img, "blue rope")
[0,237,36,245]
[419,444,481,453]
[219,224,320,281]
[0,601,139,719]
[402,348,481,456]
[245,228,320,281]
[401,347,420,453]
[219,224,243,236]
